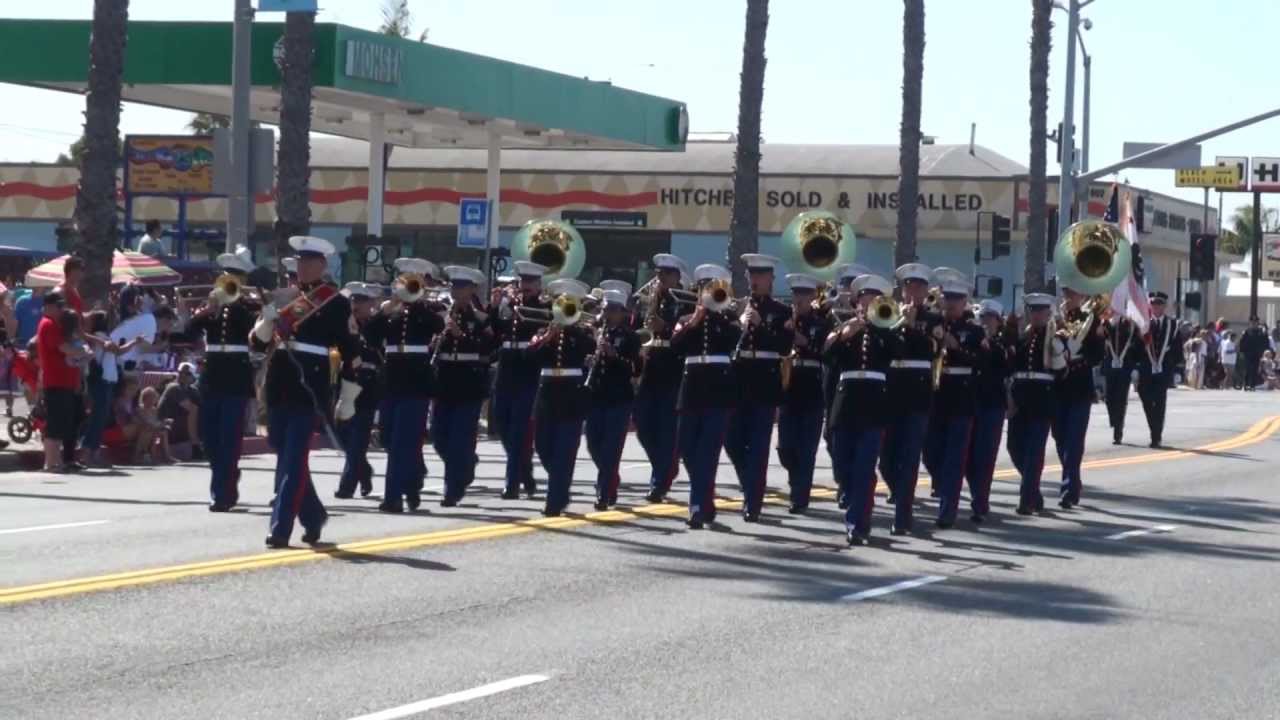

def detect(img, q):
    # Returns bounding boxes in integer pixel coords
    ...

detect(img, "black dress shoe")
[788,504,808,515]
[440,497,459,508]
[301,517,326,545]
[1059,498,1074,510]
[406,493,421,511]
[970,513,986,524]
[1034,497,1046,514]
[645,491,665,504]
[542,507,562,518]
[837,496,849,510]
[890,525,909,536]
[500,488,520,500]
[607,495,618,507]
[1149,440,1162,448]
[1015,504,1033,516]
[743,511,761,523]
[360,485,373,498]
[687,516,705,529]
[1112,436,1122,445]
[846,529,863,546]
[208,503,233,513]
[886,494,897,505]
[264,536,289,549]
[378,502,404,514]
[593,500,609,511]
[935,518,954,530]
[334,491,354,500]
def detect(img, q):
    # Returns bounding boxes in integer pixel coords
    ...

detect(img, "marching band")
[179,217,1176,549]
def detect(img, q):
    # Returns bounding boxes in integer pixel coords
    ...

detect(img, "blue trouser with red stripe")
[493,380,537,495]
[337,406,375,497]
[777,405,824,509]
[880,412,929,531]
[833,425,883,535]
[635,383,680,496]
[383,396,430,509]
[586,402,632,504]
[965,405,1005,517]
[1008,413,1052,508]
[536,415,584,514]
[928,413,974,526]
[679,408,729,522]
[725,402,776,517]
[201,392,247,507]
[431,400,483,503]
[1054,400,1091,503]
[268,407,326,542]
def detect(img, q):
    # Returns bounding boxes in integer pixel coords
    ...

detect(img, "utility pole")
[1056,0,1081,236]
[228,0,254,253]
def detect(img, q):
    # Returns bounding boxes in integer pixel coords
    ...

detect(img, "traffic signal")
[1189,233,1216,281]
[1184,291,1202,311]
[991,213,1011,258]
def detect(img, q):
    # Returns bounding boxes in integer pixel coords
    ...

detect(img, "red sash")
[276,283,339,340]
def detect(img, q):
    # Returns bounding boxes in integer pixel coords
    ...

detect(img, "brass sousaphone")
[779,211,858,283]
[511,219,586,282]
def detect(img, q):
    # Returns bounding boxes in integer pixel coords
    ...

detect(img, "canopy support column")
[482,130,501,288]
[367,112,386,238]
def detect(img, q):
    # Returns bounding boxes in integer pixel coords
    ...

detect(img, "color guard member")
[585,289,642,510]
[1103,313,1142,445]
[726,254,793,522]
[1136,292,1183,448]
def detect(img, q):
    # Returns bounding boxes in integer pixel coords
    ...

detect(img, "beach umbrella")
[25,250,182,288]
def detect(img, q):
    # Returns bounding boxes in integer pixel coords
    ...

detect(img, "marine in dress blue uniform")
[776,273,833,514]
[253,236,361,548]
[190,247,257,511]
[334,282,381,499]
[490,261,553,499]
[673,264,743,529]
[824,274,898,545]
[828,266,879,508]
[924,269,987,528]
[585,289,642,510]
[529,279,595,516]
[880,263,941,532]
[964,300,1011,522]
[432,266,497,506]
[725,254,794,522]
[1006,293,1065,516]
[1135,292,1184,448]
[1103,314,1142,445]
[634,254,688,503]
[367,258,444,513]
[1052,288,1105,509]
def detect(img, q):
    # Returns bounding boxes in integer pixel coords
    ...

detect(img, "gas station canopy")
[0,19,689,152]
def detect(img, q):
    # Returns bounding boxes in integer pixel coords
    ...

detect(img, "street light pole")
[228,0,253,254]
[1055,0,1081,236]
[1080,45,1091,174]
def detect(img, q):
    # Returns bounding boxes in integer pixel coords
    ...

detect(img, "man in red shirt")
[36,291,87,471]
[58,256,86,314]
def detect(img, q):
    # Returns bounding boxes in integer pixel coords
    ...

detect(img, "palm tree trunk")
[274,11,315,275]
[72,0,130,305]
[728,0,769,296]
[894,0,925,271]
[1026,0,1053,293]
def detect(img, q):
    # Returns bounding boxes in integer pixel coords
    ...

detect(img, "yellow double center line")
[4,415,1278,606]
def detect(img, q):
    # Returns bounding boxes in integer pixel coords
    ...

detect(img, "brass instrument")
[551,293,582,326]
[1053,220,1131,296]
[779,210,858,282]
[393,271,427,303]
[866,295,903,330]
[667,287,700,307]
[511,219,586,281]
[701,278,735,312]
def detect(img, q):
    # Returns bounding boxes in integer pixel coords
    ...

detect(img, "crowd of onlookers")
[1181,317,1280,391]
[0,257,210,471]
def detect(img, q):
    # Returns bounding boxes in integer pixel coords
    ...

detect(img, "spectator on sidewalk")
[36,292,88,471]
[1220,331,1239,389]
[159,362,201,459]
[1240,317,1269,391]
[136,220,168,257]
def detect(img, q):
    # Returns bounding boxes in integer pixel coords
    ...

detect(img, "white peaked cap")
[895,262,932,283]
[546,278,590,299]
[852,274,893,296]
[694,263,732,283]
[514,261,547,278]
[288,235,336,256]
[786,273,820,291]
[445,265,486,285]
[599,279,633,296]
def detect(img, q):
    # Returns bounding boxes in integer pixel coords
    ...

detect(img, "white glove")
[1130,369,1139,384]
[336,379,361,421]
[260,302,279,322]
[252,305,277,343]
[1049,337,1068,371]
[1174,373,1182,385]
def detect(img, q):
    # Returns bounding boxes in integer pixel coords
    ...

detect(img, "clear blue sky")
[1,0,1276,225]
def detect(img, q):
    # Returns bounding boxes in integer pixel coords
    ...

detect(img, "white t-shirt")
[111,313,157,367]
[93,341,119,383]
[1221,339,1237,365]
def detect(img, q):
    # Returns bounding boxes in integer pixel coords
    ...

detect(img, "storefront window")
[577,229,671,289]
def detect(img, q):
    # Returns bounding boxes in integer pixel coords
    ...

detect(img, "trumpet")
[393,272,427,303]
[867,295,904,330]
[701,279,735,312]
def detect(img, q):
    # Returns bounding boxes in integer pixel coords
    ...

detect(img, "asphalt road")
[3,388,1280,719]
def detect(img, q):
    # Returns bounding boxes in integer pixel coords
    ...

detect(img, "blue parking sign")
[457,198,490,249]
[258,0,318,11]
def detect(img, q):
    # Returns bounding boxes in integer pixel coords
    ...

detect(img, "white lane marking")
[346,675,550,720]
[0,520,110,536]
[1105,524,1178,540]
[841,575,946,602]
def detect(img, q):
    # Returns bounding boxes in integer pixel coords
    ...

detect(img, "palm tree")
[894,0,925,270]
[380,0,428,41]
[1229,204,1280,256]
[274,11,316,269]
[187,113,230,134]
[727,0,769,295]
[1026,0,1053,293]
[72,0,130,305]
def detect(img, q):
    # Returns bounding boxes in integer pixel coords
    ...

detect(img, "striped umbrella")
[25,250,182,288]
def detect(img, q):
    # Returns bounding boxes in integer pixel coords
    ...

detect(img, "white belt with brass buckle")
[644,339,670,348]
[540,368,584,377]
[502,341,530,350]
[840,370,886,381]
[791,359,821,369]
[891,359,932,370]
[387,344,431,354]
[286,341,329,357]
[941,367,973,376]
[1013,371,1055,381]
[206,344,249,353]
[736,350,781,360]
[438,352,482,362]
[685,355,731,365]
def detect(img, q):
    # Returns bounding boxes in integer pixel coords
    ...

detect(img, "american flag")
[1104,184,1152,332]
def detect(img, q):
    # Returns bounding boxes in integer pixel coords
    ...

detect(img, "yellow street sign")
[1175,166,1241,189]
